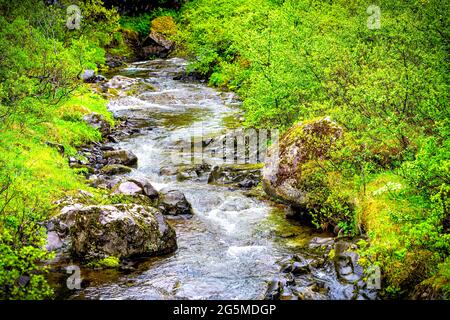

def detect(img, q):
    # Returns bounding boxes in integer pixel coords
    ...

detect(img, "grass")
[355,172,443,297]
[0,88,114,217]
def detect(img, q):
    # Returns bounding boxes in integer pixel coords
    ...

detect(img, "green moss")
[219,163,264,171]
[221,113,243,129]
[87,256,121,269]
[259,207,328,248]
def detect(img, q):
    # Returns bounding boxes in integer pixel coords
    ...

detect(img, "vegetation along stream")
[1,0,448,301]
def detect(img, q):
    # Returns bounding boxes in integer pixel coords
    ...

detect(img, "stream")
[64,58,372,300]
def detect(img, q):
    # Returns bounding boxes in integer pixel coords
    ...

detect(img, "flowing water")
[70,58,336,300]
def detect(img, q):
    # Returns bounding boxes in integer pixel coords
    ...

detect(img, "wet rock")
[161,163,211,182]
[112,177,158,200]
[208,164,262,189]
[160,166,178,176]
[294,285,329,300]
[88,174,108,188]
[290,261,310,275]
[281,254,311,275]
[80,70,105,83]
[128,177,159,199]
[113,181,142,196]
[50,204,177,261]
[80,69,95,82]
[264,277,285,300]
[176,171,197,181]
[308,237,335,250]
[103,149,138,167]
[262,117,343,208]
[82,113,111,136]
[100,164,133,175]
[172,71,205,82]
[46,231,63,251]
[141,31,175,59]
[332,242,364,283]
[158,188,194,216]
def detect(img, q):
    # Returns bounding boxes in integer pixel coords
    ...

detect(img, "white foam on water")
[107,96,178,111]
[226,245,267,259]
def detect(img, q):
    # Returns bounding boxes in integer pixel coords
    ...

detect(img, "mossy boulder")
[49,204,177,262]
[150,16,178,38]
[141,16,177,58]
[262,117,353,230]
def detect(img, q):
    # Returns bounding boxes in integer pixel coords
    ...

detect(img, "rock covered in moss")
[49,204,177,262]
[141,16,177,58]
[262,117,343,210]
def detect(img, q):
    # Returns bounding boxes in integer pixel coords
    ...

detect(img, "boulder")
[80,70,106,83]
[141,32,175,58]
[140,16,176,59]
[103,149,138,167]
[82,113,111,136]
[128,177,159,199]
[112,177,158,199]
[112,181,142,196]
[262,117,343,209]
[80,69,95,82]
[158,188,193,216]
[48,204,177,261]
[208,163,262,189]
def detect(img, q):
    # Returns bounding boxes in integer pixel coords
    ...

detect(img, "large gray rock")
[158,188,193,216]
[48,204,177,261]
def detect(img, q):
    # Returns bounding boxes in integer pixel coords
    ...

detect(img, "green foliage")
[0,0,118,300]
[120,8,178,38]
[86,256,120,269]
